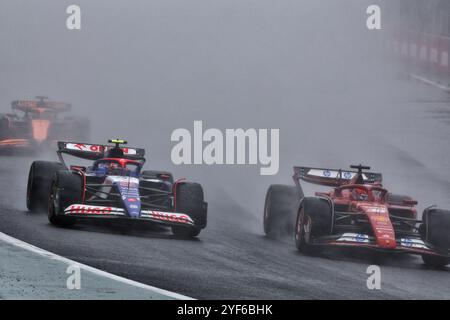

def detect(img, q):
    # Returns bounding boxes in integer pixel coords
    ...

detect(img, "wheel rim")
[296,207,312,245]
[303,215,312,243]
[26,166,34,207]
[263,192,270,232]
[49,183,60,218]
[54,187,60,214]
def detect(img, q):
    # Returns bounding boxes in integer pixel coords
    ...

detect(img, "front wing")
[63,204,195,227]
[311,233,450,258]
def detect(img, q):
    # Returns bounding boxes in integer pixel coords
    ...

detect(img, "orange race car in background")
[0,96,90,154]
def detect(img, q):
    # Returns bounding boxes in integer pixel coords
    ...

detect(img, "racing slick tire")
[27,161,65,212]
[48,171,81,227]
[171,182,206,238]
[420,208,450,268]
[295,197,333,253]
[263,184,302,239]
[141,170,174,184]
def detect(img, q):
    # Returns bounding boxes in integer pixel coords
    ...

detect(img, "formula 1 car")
[26,139,207,237]
[264,164,450,268]
[0,96,90,153]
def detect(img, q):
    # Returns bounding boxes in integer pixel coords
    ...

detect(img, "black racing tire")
[421,255,450,269]
[26,161,65,212]
[171,225,201,238]
[420,208,450,267]
[295,197,333,252]
[263,184,302,239]
[141,170,174,184]
[48,170,81,227]
[171,182,206,238]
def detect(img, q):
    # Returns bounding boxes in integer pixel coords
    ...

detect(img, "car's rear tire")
[48,171,81,227]
[295,197,333,252]
[263,184,302,239]
[27,161,65,212]
[420,208,450,268]
[171,182,206,238]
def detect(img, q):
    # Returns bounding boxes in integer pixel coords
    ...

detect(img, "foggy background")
[1,0,449,231]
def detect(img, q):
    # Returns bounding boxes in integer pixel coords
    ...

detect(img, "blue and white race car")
[26,139,207,237]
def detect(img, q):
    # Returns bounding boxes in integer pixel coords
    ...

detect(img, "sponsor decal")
[143,211,192,224]
[343,171,352,179]
[66,143,137,155]
[356,234,368,242]
[67,143,104,152]
[401,238,413,247]
[67,205,113,215]
[337,233,370,243]
[400,238,428,249]
[323,170,331,177]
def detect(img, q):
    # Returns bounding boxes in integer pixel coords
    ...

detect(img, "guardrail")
[390,29,450,89]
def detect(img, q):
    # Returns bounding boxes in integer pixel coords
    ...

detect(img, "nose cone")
[361,204,397,249]
[116,179,141,218]
[123,197,141,218]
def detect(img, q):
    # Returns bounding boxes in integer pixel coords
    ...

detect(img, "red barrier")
[392,30,450,87]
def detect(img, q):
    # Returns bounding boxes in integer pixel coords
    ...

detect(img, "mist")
[1,0,448,232]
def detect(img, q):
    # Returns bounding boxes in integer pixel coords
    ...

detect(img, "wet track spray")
[0,0,449,298]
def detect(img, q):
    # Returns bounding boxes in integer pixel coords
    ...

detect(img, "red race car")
[264,164,450,268]
[0,96,90,153]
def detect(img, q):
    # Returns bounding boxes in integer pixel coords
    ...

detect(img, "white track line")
[408,73,450,93]
[0,232,194,300]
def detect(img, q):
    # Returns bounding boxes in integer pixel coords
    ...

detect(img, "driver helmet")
[353,188,368,201]
[107,162,122,175]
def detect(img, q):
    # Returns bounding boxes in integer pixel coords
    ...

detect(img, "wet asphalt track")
[0,79,450,299]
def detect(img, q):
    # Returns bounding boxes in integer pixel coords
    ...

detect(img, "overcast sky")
[2,1,420,215]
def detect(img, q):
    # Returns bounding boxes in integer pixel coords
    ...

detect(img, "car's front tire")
[27,161,65,212]
[420,208,450,268]
[263,184,302,239]
[171,182,206,238]
[295,197,333,253]
[48,171,81,227]
[421,255,450,269]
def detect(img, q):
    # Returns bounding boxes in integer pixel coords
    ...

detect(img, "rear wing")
[57,141,145,162]
[12,100,71,113]
[293,166,382,187]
